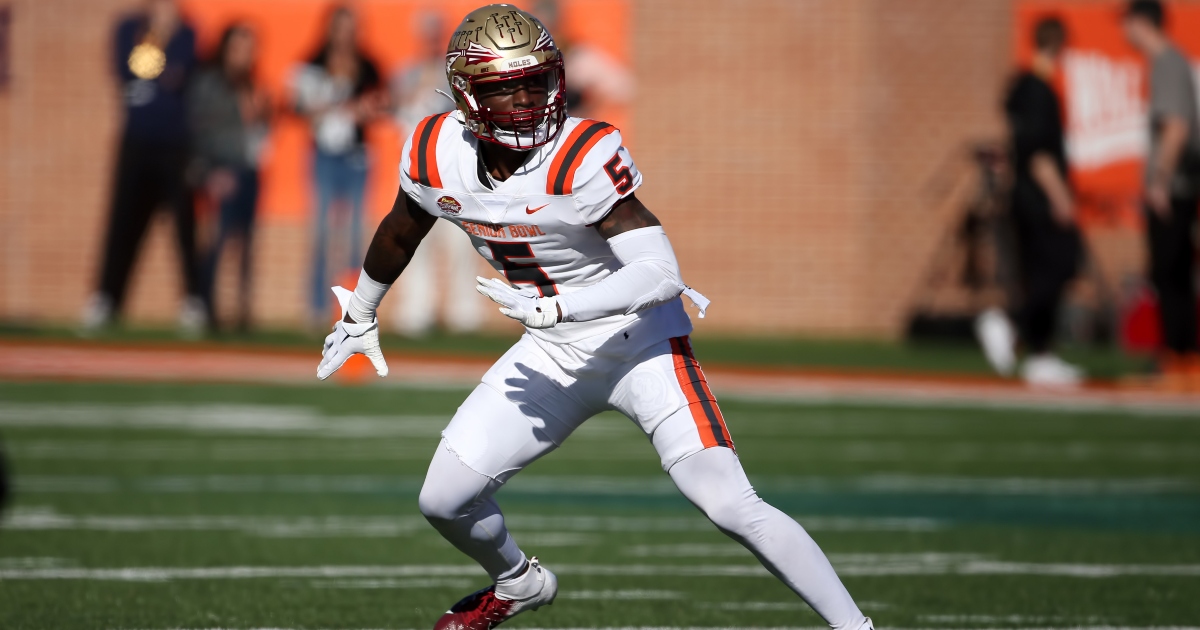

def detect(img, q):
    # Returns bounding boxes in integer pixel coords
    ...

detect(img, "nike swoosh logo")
[525,204,550,215]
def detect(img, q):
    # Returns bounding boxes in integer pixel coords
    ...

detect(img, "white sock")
[496,559,543,600]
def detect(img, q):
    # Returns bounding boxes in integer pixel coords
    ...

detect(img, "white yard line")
[515,627,1200,630]
[307,577,473,590]
[3,509,431,537]
[701,602,809,611]
[507,513,944,532]
[4,560,1200,581]
[13,475,425,494]
[5,440,433,461]
[511,624,1200,628]
[17,474,1189,496]
[558,589,686,600]
[625,543,753,558]
[9,438,1199,463]
[115,627,1200,630]
[0,403,449,437]
[3,508,944,535]
[918,616,1104,624]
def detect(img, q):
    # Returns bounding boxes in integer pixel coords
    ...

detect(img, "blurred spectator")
[187,23,270,332]
[83,0,204,335]
[392,12,451,134]
[978,16,1084,388]
[388,12,481,337]
[1124,0,1200,389]
[291,5,387,328]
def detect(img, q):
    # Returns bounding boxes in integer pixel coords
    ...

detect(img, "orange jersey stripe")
[679,337,734,448]
[546,120,615,195]
[559,125,617,195]
[546,121,597,194]
[670,338,716,448]
[409,113,449,187]
[670,337,732,450]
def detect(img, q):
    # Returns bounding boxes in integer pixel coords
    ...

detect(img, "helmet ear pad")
[451,58,567,150]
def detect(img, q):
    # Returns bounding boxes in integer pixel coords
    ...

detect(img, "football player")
[318,5,874,629]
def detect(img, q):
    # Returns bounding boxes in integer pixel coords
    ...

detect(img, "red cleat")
[433,558,557,630]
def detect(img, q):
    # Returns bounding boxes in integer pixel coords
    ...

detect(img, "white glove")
[317,286,389,380]
[475,276,559,329]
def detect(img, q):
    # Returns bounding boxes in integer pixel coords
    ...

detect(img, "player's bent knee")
[700,493,760,537]
[417,482,464,523]
[418,440,496,522]
[670,447,771,540]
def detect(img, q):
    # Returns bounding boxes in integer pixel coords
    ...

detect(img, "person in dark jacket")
[187,22,270,331]
[83,0,206,335]
[977,16,1084,387]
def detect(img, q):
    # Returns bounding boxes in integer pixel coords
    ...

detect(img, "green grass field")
[1,380,1198,629]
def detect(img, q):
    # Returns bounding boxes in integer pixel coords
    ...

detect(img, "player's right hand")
[475,276,560,329]
[317,286,389,380]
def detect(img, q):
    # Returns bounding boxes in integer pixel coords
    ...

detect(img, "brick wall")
[0,0,1106,338]
[0,0,361,332]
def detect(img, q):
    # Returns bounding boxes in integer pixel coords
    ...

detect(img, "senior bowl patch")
[436,195,463,216]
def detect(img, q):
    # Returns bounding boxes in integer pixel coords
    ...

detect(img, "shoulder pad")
[549,121,641,224]
[545,120,621,196]
[402,112,454,189]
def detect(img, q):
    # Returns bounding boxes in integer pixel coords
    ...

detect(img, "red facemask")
[453,58,567,150]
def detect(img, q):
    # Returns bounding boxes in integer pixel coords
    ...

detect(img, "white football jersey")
[399,114,692,347]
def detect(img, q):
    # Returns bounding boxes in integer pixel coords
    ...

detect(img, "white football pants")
[417,334,872,630]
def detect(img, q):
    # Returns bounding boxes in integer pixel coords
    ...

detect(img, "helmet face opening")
[452,59,566,150]
[445,5,567,151]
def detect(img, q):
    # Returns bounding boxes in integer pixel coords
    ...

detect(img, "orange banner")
[178,0,632,223]
[1014,1,1200,229]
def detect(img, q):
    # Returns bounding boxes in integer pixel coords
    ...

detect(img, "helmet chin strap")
[488,122,552,150]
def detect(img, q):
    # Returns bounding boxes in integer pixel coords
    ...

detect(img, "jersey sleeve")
[569,127,643,225]
[398,113,451,215]
[399,129,420,199]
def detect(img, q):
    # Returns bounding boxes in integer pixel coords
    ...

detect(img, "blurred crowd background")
[0,0,1198,387]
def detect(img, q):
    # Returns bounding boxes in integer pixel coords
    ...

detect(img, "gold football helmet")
[446,5,566,149]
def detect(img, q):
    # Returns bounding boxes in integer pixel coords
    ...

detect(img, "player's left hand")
[475,276,559,329]
[317,286,389,380]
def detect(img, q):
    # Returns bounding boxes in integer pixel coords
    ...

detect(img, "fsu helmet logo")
[445,41,503,71]
[437,195,463,216]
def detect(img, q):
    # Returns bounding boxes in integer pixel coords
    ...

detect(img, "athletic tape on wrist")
[348,268,391,324]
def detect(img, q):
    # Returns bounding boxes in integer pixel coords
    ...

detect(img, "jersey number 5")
[486,241,558,297]
[604,153,634,194]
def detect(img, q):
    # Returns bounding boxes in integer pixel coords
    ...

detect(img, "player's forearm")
[361,193,434,284]
[346,225,405,324]
[347,193,434,323]
[556,227,685,323]
[361,216,416,285]
[1151,117,1190,188]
